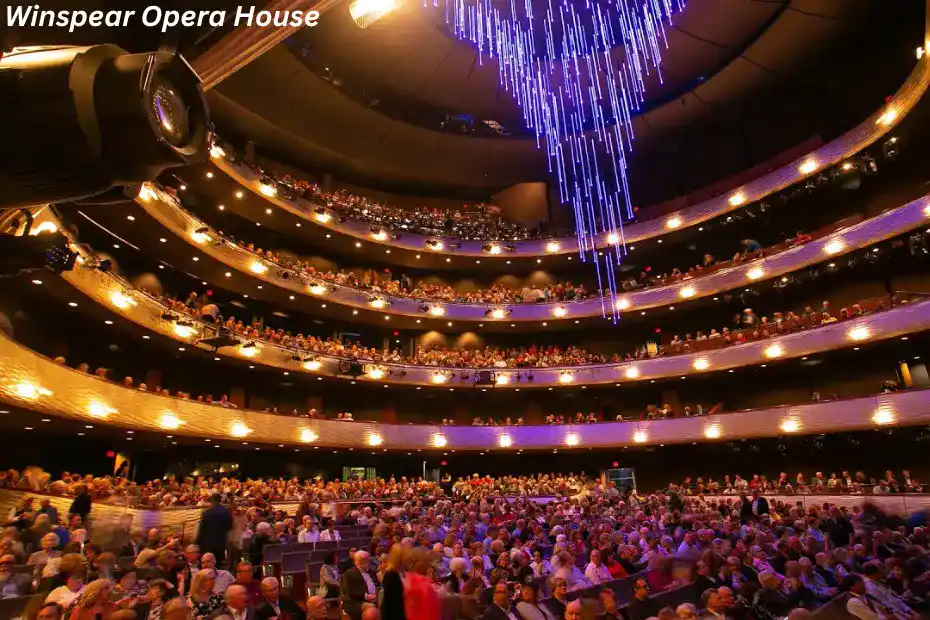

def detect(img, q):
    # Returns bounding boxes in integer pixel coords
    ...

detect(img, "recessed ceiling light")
[105,320,113,325]
[68,302,77,307]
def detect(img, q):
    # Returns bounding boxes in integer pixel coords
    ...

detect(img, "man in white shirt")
[584,550,611,585]
[676,532,700,556]
[319,523,342,542]
[862,564,918,619]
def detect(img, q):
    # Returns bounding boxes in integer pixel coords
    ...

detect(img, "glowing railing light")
[238,345,259,358]
[173,324,195,339]
[249,261,268,275]
[258,183,277,197]
[495,374,510,385]
[12,382,51,400]
[300,429,318,443]
[371,230,388,241]
[428,305,446,317]
[876,109,898,126]
[159,413,182,430]
[625,367,640,379]
[490,308,508,320]
[665,216,682,230]
[303,359,322,372]
[632,430,648,444]
[230,422,251,438]
[210,145,226,159]
[873,407,896,425]
[488,244,502,255]
[728,193,746,207]
[137,184,157,202]
[110,291,137,310]
[704,424,722,440]
[693,358,710,371]
[314,211,331,224]
[747,266,765,280]
[925,205,930,217]
[546,241,561,253]
[824,239,845,255]
[349,0,396,28]
[432,433,448,448]
[552,306,568,318]
[368,433,384,446]
[565,433,580,447]
[780,418,801,433]
[498,434,513,448]
[842,162,854,172]
[848,326,871,341]
[87,401,115,418]
[369,298,386,309]
[615,298,631,311]
[558,372,575,384]
[428,239,445,251]
[308,284,328,296]
[190,231,212,244]
[431,372,448,384]
[798,159,818,175]
[606,232,620,245]
[763,344,784,359]
[679,286,696,299]
[368,367,385,380]
[29,221,59,235]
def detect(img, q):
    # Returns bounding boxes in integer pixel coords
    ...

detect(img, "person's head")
[84,543,101,563]
[201,553,216,570]
[235,562,253,584]
[118,568,138,590]
[37,603,64,620]
[701,589,719,611]
[758,571,779,589]
[493,582,511,608]
[143,579,171,603]
[161,597,191,620]
[565,600,583,620]
[599,588,616,613]
[842,573,866,595]
[74,578,111,610]
[521,582,540,604]
[354,550,371,572]
[40,532,60,551]
[633,578,649,600]
[449,557,468,577]
[184,544,201,566]
[306,596,327,620]
[191,569,216,600]
[156,549,177,572]
[676,603,697,620]
[0,554,15,581]
[324,551,337,566]
[225,584,248,611]
[590,549,601,565]
[260,576,279,602]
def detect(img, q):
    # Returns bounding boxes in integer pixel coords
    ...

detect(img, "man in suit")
[341,550,379,620]
[210,584,256,620]
[255,577,303,620]
[625,579,659,620]
[481,582,523,620]
[197,493,233,566]
[0,553,33,598]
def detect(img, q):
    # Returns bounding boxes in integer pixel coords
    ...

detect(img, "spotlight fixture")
[426,238,445,251]
[302,358,322,372]
[495,373,511,386]
[632,429,648,444]
[349,0,397,28]
[486,307,510,320]
[728,193,745,207]
[704,424,722,439]
[368,296,389,309]
[798,159,818,175]
[546,240,561,253]
[431,371,450,384]
[665,216,682,229]
[678,286,695,298]
[615,298,631,311]
[606,231,620,245]
[873,407,895,425]
[876,109,898,126]
[823,239,845,255]
[427,305,446,317]
[432,433,448,448]
[847,326,870,341]
[558,371,574,384]
[746,266,765,280]
[370,227,388,241]
[763,344,784,359]
[258,182,277,197]
[308,283,328,296]
[300,429,318,443]
[367,433,384,446]
[780,418,801,433]
[313,208,332,224]
[552,306,568,318]
[498,434,512,448]
[565,433,580,447]
[0,45,211,209]
[624,367,640,379]
[367,366,386,380]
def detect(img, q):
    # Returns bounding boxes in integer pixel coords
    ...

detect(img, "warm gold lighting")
[552,306,568,318]
[173,324,195,339]
[925,205,930,217]
[258,183,277,197]
[679,286,695,299]
[606,232,620,245]
[249,261,268,275]
[625,367,640,379]
[876,109,898,126]
[428,305,446,317]
[303,359,322,372]
[763,344,784,359]
[230,422,251,437]
[498,434,513,448]
[300,429,318,443]
[431,372,449,384]
[747,266,765,280]
[238,344,259,358]
[110,291,137,310]
[728,193,745,207]
[371,230,388,241]
[665,216,682,230]
[824,239,845,255]
[490,308,508,320]
[546,240,561,253]
[848,326,871,341]
[29,221,59,235]
[368,433,384,446]
[780,417,801,433]
[314,211,332,224]
[693,358,710,371]
[210,145,226,159]
[798,159,818,175]
[159,413,183,430]
[12,382,51,400]
[308,284,328,296]
[565,433,580,447]
[488,244,502,255]
[432,433,448,448]
[349,0,396,28]
[632,429,648,444]
[873,407,896,425]
[235,191,244,199]
[842,162,854,171]
[495,373,510,385]
[369,298,386,310]
[368,367,385,380]
[190,230,212,244]
[137,184,156,202]
[559,372,575,384]
[704,424,722,439]
[428,239,445,251]
[615,298,631,311]
[87,401,115,418]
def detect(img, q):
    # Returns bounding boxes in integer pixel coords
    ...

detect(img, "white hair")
[449,557,469,573]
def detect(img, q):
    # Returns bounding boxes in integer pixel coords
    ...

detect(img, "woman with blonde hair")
[186,568,223,618]
[65,578,111,620]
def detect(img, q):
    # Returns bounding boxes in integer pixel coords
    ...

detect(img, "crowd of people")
[2,466,928,620]
[667,471,925,496]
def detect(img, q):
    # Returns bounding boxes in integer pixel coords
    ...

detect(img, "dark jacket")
[380,570,406,620]
[197,504,233,558]
[68,493,91,521]
[255,595,303,620]
[341,566,372,620]
[481,604,524,620]
[625,596,660,620]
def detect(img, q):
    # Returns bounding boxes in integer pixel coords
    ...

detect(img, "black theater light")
[0,45,212,209]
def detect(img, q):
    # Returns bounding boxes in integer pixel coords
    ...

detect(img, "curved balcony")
[0,330,926,449]
[59,259,930,389]
[138,185,930,323]
[206,37,930,257]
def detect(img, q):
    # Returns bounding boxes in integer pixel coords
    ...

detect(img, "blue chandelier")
[430,0,684,319]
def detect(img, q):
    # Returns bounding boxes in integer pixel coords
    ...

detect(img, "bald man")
[255,576,302,620]
[209,584,256,620]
